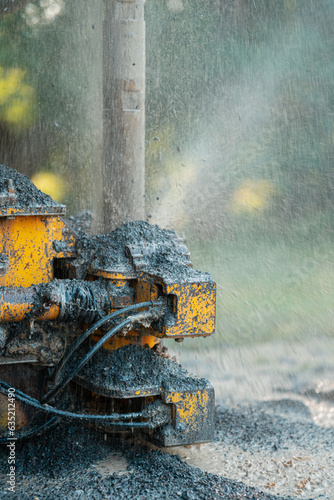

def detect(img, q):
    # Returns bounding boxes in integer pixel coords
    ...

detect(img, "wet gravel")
[74,220,210,283]
[215,404,334,454]
[0,421,291,500]
[77,344,209,396]
[2,385,331,498]
[0,165,63,209]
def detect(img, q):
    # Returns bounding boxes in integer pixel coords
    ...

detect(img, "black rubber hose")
[0,417,59,443]
[0,304,168,441]
[0,380,145,424]
[53,300,159,384]
[43,308,160,403]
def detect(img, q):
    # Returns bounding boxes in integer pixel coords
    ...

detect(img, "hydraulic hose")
[0,417,59,443]
[0,380,148,424]
[43,305,165,403]
[53,300,161,384]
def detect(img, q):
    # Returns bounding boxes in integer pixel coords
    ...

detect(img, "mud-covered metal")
[0,280,133,323]
[73,344,215,446]
[0,166,216,446]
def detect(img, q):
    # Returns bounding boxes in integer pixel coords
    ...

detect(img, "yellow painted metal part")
[0,281,133,324]
[135,278,159,302]
[161,281,216,337]
[92,276,160,351]
[134,388,159,397]
[0,203,66,217]
[0,288,60,322]
[0,215,54,287]
[0,211,76,322]
[165,389,211,432]
[0,215,75,288]
[89,270,135,281]
[0,179,216,444]
[51,216,76,259]
[92,330,159,351]
[94,276,215,344]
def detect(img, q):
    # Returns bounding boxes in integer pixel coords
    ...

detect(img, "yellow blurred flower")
[0,67,36,129]
[0,68,24,105]
[230,180,274,214]
[2,98,33,126]
[31,172,66,202]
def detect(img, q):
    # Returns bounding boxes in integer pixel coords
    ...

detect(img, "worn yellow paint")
[0,210,76,321]
[135,279,159,303]
[89,270,137,289]
[0,205,65,217]
[52,216,76,259]
[0,214,75,288]
[134,388,160,397]
[89,270,135,281]
[160,281,216,337]
[92,330,159,351]
[166,390,210,430]
[0,297,60,322]
[112,280,129,288]
[0,215,54,287]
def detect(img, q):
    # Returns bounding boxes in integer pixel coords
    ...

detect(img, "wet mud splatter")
[73,219,211,284]
[0,165,63,209]
[76,344,209,396]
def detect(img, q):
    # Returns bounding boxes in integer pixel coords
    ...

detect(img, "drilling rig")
[0,166,216,446]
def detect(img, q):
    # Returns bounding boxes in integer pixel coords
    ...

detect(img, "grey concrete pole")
[103,0,145,231]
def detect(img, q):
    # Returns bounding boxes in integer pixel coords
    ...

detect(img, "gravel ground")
[0,422,291,500]
[168,404,334,499]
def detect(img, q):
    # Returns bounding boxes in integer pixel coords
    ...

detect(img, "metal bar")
[102,0,146,230]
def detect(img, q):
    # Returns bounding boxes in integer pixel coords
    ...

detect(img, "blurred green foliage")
[0,66,35,129]
[187,228,334,347]
[0,0,333,231]
[0,1,102,213]
[0,4,75,145]
[145,0,334,234]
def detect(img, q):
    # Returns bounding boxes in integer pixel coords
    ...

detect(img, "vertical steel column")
[103,0,145,231]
